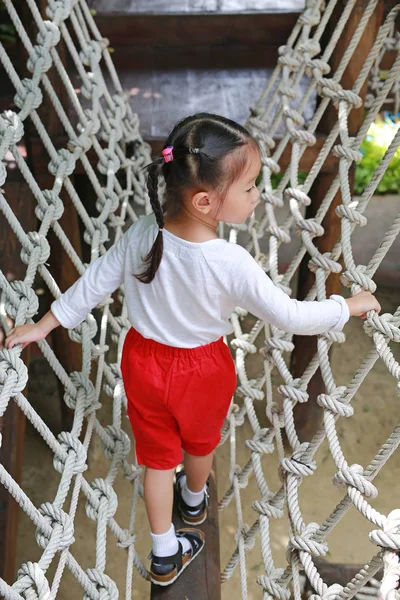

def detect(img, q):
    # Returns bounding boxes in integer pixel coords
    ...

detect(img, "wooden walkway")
[88,0,306,14]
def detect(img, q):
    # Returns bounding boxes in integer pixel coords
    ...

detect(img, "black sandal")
[150,528,205,586]
[175,467,209,525]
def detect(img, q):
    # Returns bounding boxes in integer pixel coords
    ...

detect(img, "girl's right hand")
[5,323,48,350]
[346,291,381,318]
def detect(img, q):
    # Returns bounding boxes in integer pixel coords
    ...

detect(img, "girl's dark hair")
[135,112,259,284]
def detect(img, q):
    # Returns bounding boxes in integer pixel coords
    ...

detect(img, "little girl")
[6,113,380,586]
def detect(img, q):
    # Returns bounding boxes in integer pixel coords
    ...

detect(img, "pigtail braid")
[135,159,165,284]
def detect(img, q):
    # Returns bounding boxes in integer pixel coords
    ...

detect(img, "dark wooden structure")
[0,172,35,587]
[291,0,387,441]
[150,461,221,600]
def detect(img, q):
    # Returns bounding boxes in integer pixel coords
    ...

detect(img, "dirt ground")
[11,284,400,600]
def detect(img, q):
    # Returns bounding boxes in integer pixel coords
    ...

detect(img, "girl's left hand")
[346,291,381,318]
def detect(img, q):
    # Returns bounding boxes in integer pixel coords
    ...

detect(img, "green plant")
[0,4,16,44]
[355,119,400,195]
[263,119,400,196]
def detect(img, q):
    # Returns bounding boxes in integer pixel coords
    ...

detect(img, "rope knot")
[64,371,96,411]
[69,314,98,344]
[281,454,316,478]
[36,503,74,551]
[36,20,61,48]
[284,187,311,206]
[268,223,291,243]
[0,349,29,402]
[46,0,73,23]
[102,425,131,461]
[230,333,257,354]
[234,523,255,551]
[245,428,274,455]
[262,189,284,208]
[97,149,121,176]
[20,232,50,266]
[16,562,51,599]
[54,431,87,475]
[263,335,294,354]
[14,78,43,117]
[321,584,344,600]
[228,464,246,486]
[298,40,321,57]
[27,45,53,76]
[336,204,367,227]
[332,143,363,163]
[84,218,109,247]
[257,569,290,600]
[289,522,328,557]
[83,568,119,600]
[363,313,400,342]
[308,252,342,274]
[261,156,281,173]
[317,386,353,417]
[0,110,24,145]
[295,217,325,238]
[49,148,76,179]
[299,8,322,27]
[6,280,39,319]
[96,189,120,215]
[321,330,346,344]
[117,531,137,550]
[36,189,64,222]
[340,265,377,292]
[281,442,316,477]
[79,40,103,67]
[333,463,378,498]
[86,479,118,521]
[236,384,264,402]
[278,378,309,404]
[252,499,284,520]
[370,510,400,551]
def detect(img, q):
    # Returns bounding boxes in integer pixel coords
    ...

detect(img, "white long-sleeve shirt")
[51,214,349,348]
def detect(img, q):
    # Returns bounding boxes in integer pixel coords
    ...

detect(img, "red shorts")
[121,328,237,470]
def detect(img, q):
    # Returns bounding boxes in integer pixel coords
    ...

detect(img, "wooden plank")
[305,559,382,591]
[151,459,221,600]
[88,0,305,14]
[291,0,385,442]
[150,134,339,173]
[93,12,299,49]
[0,177,35,584]
[26,130,339,176]
[111,43,286,70]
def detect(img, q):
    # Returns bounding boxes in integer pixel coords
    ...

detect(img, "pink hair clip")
[162,146,174,163]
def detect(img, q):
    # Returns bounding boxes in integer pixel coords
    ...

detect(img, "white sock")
[150,524,191,558]
[180,475,207,510]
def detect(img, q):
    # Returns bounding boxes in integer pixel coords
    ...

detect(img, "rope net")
[0,1,399,599]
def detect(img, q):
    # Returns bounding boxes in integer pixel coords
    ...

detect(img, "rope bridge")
[0,1,399,599]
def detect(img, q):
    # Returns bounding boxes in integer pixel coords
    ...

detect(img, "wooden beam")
[19,132,338,179]
[150,459,221,600]
[94,12,299,49]
[291,0,385,442]
[305,558,382,591]
[0,175,35,584]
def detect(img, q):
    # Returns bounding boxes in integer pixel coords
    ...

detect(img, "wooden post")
[290,0,384,441]
[0,174,36,584]
[150,459,221,600]
[26,0,84,432]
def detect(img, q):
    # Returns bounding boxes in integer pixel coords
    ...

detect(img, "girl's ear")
[191,191,213,214]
